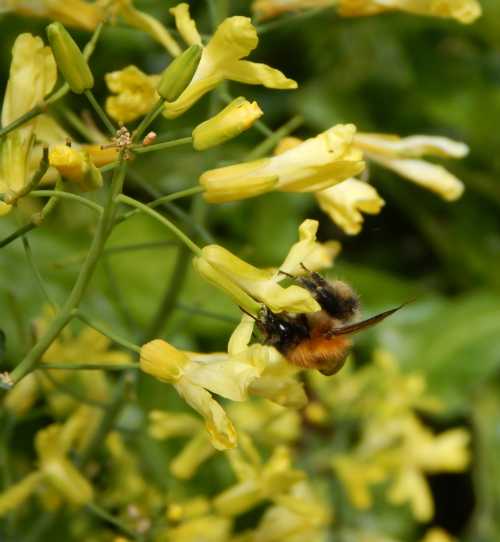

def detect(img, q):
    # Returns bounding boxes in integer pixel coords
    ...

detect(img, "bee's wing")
[329,303,407,336]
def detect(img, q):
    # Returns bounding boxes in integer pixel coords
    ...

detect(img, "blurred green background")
[1,1,500,540]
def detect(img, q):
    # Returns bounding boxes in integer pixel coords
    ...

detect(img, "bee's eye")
[278,323,287,333]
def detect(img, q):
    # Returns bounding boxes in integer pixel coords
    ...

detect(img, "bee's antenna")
[238,306,258,321]
[278,269,295,279]
[300,262,311,273]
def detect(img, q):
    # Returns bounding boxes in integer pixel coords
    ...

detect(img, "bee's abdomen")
[285,336,352,376]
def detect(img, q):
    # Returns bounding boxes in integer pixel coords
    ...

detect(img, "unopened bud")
[49,146,102,192]
[46,22,94,94]
[193,97,263,150]
[157,44,202,102]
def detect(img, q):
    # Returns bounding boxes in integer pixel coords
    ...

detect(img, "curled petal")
[175,379,237,450]
[170,2,202,45]
[224,60,297,89]
[354,133,469,159]
[316,178,385,235]
[373,155,464,201]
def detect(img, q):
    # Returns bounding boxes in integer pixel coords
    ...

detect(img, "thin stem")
[84,90,115,136]
[0,222,36,249]
[52,240,177,268]
[125,168,214,243]
[100,161,119,174]
[142,246,190,341]
[75,311,141,354]
[58,106,105,144]
[245,115,303,160]
[30,190,103,214]
[21,235,58,310]
[39,362,138,371]
[132,135,192,155]
[117,194,202,256]
[133,98,166,143]
[9,156,128,385]
[255,6,333,34]
[0,105,45,138]
[86,502,141,540]
[118,186,204,223]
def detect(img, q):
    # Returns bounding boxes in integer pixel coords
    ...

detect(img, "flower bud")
[140,340,188,383]
[46,22,94,94]
[157,44,203,102]
[193,97,263,150]
[49,146,102,192]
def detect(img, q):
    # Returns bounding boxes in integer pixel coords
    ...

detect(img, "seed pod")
[157,44,202,102]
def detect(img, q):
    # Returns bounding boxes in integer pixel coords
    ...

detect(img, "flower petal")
[170,2,202,45]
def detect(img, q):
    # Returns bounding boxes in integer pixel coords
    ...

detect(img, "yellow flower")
[164,4,297,118]
[251,481,331,541]
[332,455,387,509]
[3,0,104,31]
[200,124,365,203]
[316,178,385,235]
[338,0,482,24]
[105,4,296,123]
[140,340,265,449]
[354,132,468,201]
[49,145,103,191]
[421,528,456,542]
[192,97,264,150]
[214,445,305,516]
[167,515,232,542]
[0,419,93,516]
[252,0,333,21]
[0,34,56,214]
[105,66,161,124]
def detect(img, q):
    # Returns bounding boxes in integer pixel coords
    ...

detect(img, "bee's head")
[256,307,309,352]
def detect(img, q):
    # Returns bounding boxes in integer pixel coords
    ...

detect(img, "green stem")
[84,90,115,136]
[75,311,141,354]
[0,181,64,250]
[39,362,138,371]
[142,246,190,342]
[21,235,58,310]
[100,161,119,174]
[126,168,214,244]
[132,135,192,155]
[0,105,45,138]
[117,194,202,256]
[86,502,141,540]
[245,115,303,160]
[58,106,105,144]
[9,156,128,386]
[0,222,36,249]
[255,6,333,34]
[118,186,204,223]
[30,190,103,214]
[133,98,166,143]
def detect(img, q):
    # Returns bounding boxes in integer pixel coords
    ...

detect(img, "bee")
[254,267,405,376]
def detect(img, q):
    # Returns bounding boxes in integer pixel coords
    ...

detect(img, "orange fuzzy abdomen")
[285,335,352,376]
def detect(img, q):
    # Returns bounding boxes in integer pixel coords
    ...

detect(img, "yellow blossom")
[105,4,296,122]
[105,66,160,124]
[0,34,56,214]
[0,419,93,516]
[164,4,297,118]
[167,515,232,542]
[49,145,103,191]
[4,0,104,30]
[214,446,305,516]
[140,340,265,449]
[354,132,468,201]
[251,481,331,542]
[421,528,456,542]
[200,124,364,202]
[252,0,333,21]
[338,0,482,23]
[192,97,264,150]
[316,178,385,235]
